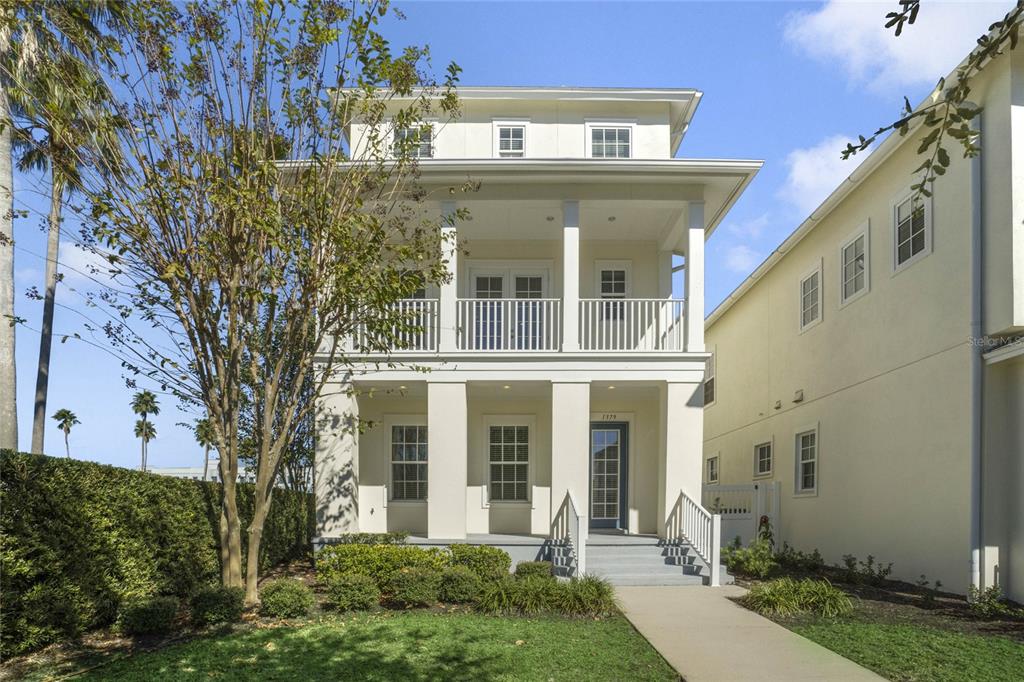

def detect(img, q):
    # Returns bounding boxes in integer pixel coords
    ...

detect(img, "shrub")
[117,596,179,635]
[555,575,618,617]
[0,450,313,658]
[324,574,379,611]
[317,544,450,592]
[258,579,315,618]
[438,566,482,603]
[515,561,554,580]
[190,586,244,627]
[449,544,511,580]
[777,543,825,572]
[722,538,776,578]
[839,554,893,586]
[742,577,853,618]
[389,568,440,608]
[334,532,409,545]
[967,585,1013,618]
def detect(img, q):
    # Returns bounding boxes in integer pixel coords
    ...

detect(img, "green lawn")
[69,612,677,681]
[792,621,1024,682]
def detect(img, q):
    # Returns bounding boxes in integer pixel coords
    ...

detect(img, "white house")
[704,46,1024,600]
[314,87,761,583]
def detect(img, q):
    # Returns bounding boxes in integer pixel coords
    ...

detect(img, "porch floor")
[407,533,548,546]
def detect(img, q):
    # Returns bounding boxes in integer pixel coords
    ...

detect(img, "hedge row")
[0,450,314,658]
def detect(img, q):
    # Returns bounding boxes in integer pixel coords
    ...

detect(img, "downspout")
[969,108,984,594]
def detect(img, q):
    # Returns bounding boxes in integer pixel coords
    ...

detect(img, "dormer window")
[394,126,433,158]
[590,127,631,158]
[498,126,524,157]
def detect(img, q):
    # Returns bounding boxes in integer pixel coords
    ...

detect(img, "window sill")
[753,472,773,480]
[388,500,427,506]
[793,490,818,498]
[487,500,532,508]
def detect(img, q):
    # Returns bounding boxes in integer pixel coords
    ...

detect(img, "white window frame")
[753,438,773,478]
[891,189,933,274]
[798,261,823,333]
[391,121,435,159]
[464,260,553,299]
[794,424,819,497]
[492,118,529,158]
[705,453,720,485]
[384,414,428,503]
[585,120,636,159]
[703,348,716,407]
[483,414,535,505]
[594,259,632,297]
[838,222,870,308]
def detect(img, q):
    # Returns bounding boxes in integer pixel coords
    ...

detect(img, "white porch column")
[315,382,360,538]
[658,250,673,299]
[439,200,458,352]
[551,381,590,538]
[562,201,580,351]
[658,381,704,536]
[427,381,467,538]
[685,201,705,352]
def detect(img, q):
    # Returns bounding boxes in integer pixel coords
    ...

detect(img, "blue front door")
[589,423,628,529]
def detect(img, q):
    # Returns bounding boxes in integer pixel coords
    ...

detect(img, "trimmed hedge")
[190,586,245,627]
[438,566,482,603]
[515,561,554,580]
[389,567,441,608]
[448,544,512,580]
[0,450,313,657]
[317,544,452,592]
[258,579,315,618]
[324,573,380,611]
[117,596,179,636]
[334,532,409,545]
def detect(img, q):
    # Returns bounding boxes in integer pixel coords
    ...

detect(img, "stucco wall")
[705,116,980,592]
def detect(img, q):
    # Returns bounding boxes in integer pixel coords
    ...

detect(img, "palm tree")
[195,417,216,481]
[50,407,78,458]
[134,419,156,471]
[12,57,122,455]
[130,390,159,471]
[0,0,128,452]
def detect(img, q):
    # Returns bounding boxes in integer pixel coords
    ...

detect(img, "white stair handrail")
[566,489,586,576]
[671,490,721,587]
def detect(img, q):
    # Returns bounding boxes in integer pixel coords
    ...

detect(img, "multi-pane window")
[704,353,716,405]
[498,126,524,157]
[706,455,720,484]
[475,276,504,299]
[391,425,427,501]
[755,442,772,476]
[591,127,631,158]
[394,126,433,158]
[800,270,821,330]
[895,195,927,267]
[489,425,529,501]
[796,430,817,494]
[600,268,627,319]
[841,233,867,303]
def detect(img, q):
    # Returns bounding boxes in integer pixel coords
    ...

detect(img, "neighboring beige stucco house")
[704,47,1024,600]
[314,87,761,584]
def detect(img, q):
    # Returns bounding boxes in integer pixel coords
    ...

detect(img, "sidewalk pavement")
[617,585,884,682]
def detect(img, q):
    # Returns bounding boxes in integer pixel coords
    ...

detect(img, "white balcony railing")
[579,298,685,351]
[457,298,562,351]
[352,299,438,352]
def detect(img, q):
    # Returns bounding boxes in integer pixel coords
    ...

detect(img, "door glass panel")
[474,276,504,349]
[591,429,620,521]
[514,276,543,349]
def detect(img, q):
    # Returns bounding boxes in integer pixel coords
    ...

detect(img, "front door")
[589,422,628,529]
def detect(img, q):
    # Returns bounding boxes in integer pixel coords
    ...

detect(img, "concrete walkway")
[617,585,883,682]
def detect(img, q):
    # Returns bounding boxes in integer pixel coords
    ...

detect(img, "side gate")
[701,481,781,548]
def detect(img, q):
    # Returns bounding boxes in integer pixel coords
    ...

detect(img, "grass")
[734,570,1024,682]
[792,621,1024,682]
[18,612,677,681]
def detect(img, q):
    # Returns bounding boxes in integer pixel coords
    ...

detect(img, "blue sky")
[9,0,1013,467]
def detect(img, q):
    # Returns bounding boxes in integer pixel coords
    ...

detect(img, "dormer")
[346,87,702,161]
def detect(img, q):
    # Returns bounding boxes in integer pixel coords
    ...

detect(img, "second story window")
[591,127,631,158]
[598,263,629,319]
[704,351,716,406]
[394,126,432,158]
[799,266,822,331]
[498,126,525,157]
[894,193,930,270]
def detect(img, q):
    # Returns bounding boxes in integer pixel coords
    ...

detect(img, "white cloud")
[784,0,1016,92]
[724,244,764,274]
[778,134,867,217]
[726,212,771,240]
[58,242,119,288]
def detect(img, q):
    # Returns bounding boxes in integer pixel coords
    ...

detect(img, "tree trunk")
[64,430,69,458]
[219,457,243,587]
[30,174,64,454]
[244,492,270,605]
[0,89,18,452]
[203,445,209,481]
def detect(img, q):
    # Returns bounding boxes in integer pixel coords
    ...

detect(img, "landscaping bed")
[724,537,1024,681]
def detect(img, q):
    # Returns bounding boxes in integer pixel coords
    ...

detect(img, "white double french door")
[469,268,548,350]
